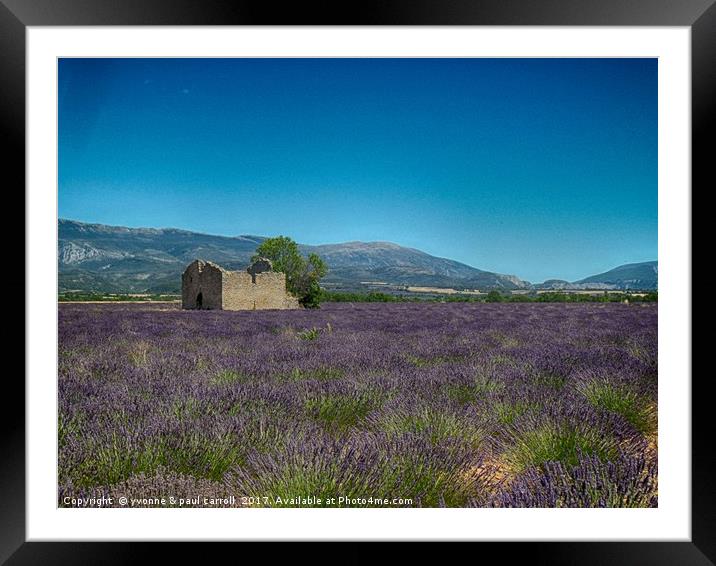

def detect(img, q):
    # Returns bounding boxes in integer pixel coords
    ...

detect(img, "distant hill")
[536,279,573,290]
[58,219,656,293]
[573,261,658,290]
[535,262,658,291]
[309,241,527,291]
[58,219,529,293]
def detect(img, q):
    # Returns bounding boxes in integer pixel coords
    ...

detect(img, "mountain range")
[58,219,657,293]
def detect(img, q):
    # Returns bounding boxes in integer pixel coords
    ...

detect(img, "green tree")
[252,236,328,308]
[485,290,504,303]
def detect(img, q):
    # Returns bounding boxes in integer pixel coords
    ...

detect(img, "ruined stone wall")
[220,272,255,310]
[182,259,299,310]
[182,263,202,308]
[221,271,299,310]
[181,260,223,309]
[252,272,300,309]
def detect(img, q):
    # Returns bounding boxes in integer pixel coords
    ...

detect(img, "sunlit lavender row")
[58,302,657,507]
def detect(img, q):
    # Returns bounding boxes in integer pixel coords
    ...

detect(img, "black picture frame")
[3,0,709,562]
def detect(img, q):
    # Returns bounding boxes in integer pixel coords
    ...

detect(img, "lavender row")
[58,302,657,507]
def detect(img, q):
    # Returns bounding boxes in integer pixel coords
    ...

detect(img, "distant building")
[182,258,299,310]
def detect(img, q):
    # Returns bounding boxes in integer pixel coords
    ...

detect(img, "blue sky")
[58,58,657,282]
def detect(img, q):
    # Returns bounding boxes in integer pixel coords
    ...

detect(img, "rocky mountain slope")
[59,220,657,293]
[58,219,528,293]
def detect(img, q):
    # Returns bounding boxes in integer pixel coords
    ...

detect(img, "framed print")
[4,0,710,562]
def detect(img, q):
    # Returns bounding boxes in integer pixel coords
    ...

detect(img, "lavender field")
[58,302,657,508]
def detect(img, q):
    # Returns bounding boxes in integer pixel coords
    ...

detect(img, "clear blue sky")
[59,58,657,282]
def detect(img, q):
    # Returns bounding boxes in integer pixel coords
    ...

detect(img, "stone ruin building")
[182,258,300,310]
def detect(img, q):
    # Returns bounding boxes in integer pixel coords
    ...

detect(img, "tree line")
[319,289,657,304]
